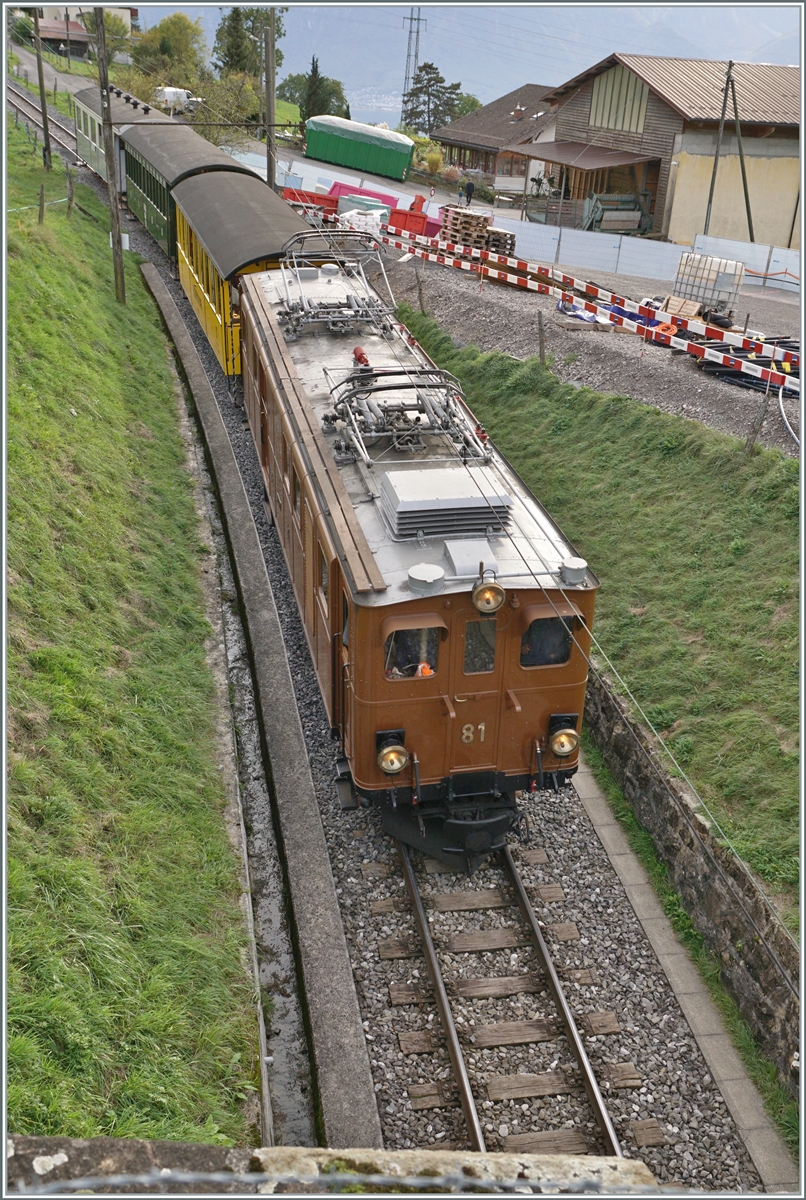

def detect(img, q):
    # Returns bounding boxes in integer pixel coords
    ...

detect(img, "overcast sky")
[138,3,801,124]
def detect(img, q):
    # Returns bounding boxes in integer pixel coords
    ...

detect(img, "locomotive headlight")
[472,578,506,613]
[549,727,579,757]
[377,743,410,774]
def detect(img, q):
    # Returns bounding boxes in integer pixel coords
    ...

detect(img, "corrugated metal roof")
[541,55,799,126]
[499,140,656,169]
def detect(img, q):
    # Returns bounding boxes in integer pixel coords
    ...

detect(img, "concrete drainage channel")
[141,265,382,1151]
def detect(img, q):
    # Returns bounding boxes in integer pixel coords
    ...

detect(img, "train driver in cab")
[384,627,439,680]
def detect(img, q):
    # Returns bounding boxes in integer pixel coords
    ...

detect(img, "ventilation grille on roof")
[379,468,513,539]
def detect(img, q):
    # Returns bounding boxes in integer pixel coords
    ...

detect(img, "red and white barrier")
[382,224,799,370]
[379,230,799,394]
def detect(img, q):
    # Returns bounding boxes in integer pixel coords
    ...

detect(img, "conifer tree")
[402,62,461,134]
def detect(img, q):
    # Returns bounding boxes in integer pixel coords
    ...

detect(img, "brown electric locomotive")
[239,231,598,871]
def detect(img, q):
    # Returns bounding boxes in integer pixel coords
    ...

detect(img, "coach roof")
[74,86,172,126]
[172,173,311,279]
[121,124,260,188]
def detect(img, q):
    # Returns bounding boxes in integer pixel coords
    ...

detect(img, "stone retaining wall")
[584,671,799,1095]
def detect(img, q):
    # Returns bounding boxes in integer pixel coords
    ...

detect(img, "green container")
[305,116,414,182]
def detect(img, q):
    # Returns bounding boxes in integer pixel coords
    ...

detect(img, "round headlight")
[377,743,410,774]
[472,579,505,613]
[549,727,579,757]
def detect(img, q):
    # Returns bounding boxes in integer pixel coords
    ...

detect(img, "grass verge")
[7,124,258,1144]
[582,735,799,1155]
[399,304,798,926]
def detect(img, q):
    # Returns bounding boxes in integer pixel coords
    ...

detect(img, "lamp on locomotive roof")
[472,564,505,614]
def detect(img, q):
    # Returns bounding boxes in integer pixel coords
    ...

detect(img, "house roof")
[432,84,554,151]
[499,140,656,170]
[37,18,89,41]
[541,54,800,126]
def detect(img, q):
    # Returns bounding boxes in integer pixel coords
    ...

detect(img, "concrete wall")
[666,132,800,249]
[583,672,799,1096]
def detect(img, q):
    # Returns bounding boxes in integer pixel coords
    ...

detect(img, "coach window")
[384,628,439,680]
[282,437,290,485]
[464,619,496,674]
[342,594,349,646]
[520,616,579,668]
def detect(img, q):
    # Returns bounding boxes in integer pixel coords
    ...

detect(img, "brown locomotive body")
[239,232,598,869]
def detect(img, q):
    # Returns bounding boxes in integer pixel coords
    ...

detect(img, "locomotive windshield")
[384,627,440,680]
[463,620,496,674]
[520,616,579,667]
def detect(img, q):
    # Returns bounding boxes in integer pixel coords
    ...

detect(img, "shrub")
[425,149,444,176]
[442,165,461,183]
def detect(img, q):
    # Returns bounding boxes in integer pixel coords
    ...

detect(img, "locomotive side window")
[463,620,496,674]
[384,628,439,680]
[520,616,578,667]
[319,547,329,599]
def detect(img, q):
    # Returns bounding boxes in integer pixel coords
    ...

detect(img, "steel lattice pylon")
[401,7,426,123]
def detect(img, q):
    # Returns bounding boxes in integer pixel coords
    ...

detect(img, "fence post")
[538,310,546,366]
[554,228,562,265]
[613,234,623,275]
[38,184,45,224]
[66,166,74,217]
[744,378,771,453]
[761,244,774,289]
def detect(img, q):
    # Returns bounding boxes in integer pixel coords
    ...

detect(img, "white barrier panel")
[614,238,691,282]
[693,234,772,289]
[556,228,622,273]
[497,219,561,265]
[766,247,800,295]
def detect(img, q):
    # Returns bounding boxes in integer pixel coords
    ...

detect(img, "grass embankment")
[7,124,259,1144]
[400,306,799,922]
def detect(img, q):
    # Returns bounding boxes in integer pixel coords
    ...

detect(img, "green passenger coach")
[305,116,415,182]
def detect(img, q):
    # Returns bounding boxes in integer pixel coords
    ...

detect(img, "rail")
[6,79,78,155]
[396,840,621,1158]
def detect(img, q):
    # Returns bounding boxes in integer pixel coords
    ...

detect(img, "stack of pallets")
[440,206,490,248]
[485,227,517,255]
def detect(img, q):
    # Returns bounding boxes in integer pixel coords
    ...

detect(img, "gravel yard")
[382,254,800,458]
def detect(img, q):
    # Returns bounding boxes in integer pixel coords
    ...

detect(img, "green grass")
[399,305,799,922]
[7,124,259,1144]
[582,736,799,1154]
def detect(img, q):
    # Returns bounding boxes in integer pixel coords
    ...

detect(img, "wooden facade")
[549,78,684,231]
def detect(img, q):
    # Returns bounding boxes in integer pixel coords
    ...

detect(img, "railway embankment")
[6,125,261,1143]
[397,306,798,1126]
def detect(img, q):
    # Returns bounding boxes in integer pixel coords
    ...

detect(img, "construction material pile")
[441,207,517,255]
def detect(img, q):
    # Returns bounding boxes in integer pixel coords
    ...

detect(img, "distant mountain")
[140,5,800,126]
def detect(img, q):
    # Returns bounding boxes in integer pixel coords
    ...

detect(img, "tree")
[10,14,33,45]
[132,13,206,85]
[212,7,287,76]
[402,62,461,135]
[79,10,131,60]
[280,58,349,122]
[455,92,482,118]
[212,5,249,74]
[187,73,261,148]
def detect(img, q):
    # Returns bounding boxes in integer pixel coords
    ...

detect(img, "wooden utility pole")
[729,75,754,242]
[65,6,71,70]
[703,61,732,237]
[265,8,276,189]
[94,8,126,304]
[31,8,53,170]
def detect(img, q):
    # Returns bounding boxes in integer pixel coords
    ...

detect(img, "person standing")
[465,179,475,206]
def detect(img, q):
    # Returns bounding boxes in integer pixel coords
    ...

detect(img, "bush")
[10,15,33,45]
[425,149,443,176]
[442,165,461,183]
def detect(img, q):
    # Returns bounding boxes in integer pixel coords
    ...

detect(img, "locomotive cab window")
[384,627,440,680]
[520,615,580,668]
[464,619,496,674]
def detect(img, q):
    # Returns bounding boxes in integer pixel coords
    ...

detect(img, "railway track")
[375,837,625,1156]
[7,79,78,155]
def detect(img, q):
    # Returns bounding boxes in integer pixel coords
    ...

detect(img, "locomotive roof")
[74,86,172,126]
[171,174,311,280]
[242,263,597,607]
[121,124,260,187]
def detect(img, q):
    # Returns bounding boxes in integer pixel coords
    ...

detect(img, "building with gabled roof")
[503,54,799,246]
[431,85,554,188]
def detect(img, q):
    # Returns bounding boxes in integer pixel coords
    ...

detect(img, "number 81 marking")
[461,722,485,743]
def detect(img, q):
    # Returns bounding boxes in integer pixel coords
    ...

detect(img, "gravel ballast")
[72,159,773,1185]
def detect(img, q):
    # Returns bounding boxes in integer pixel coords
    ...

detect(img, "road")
[9,44,90,95]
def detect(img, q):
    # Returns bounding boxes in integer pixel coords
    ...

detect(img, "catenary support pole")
[31,9,52,170]
[729,77,754,242]
[94,8,126,304]
[265,8,276,189]
[703,61,732,236]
